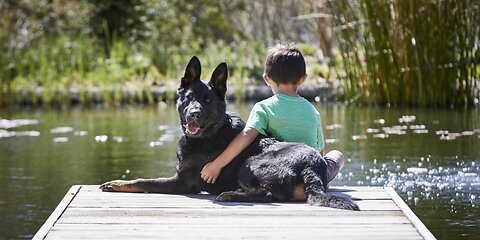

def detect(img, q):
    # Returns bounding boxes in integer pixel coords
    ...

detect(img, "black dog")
[100,56,359,211]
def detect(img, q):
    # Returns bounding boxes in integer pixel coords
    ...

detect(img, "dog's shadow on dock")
[328,188,362,201]
[184,193,282,207]
[182,188,360,206]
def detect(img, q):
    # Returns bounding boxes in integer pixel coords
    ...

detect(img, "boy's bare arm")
[201,127,259,184]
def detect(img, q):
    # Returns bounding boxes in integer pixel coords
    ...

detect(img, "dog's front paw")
[216,191,237,202]
[100,180,133,192]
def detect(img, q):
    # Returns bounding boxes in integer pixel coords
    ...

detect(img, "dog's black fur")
[100,56,359,210]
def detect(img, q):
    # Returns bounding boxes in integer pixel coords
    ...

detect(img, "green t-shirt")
[245,93,325,151]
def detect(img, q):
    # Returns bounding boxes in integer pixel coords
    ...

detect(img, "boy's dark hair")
[264,43,306,85]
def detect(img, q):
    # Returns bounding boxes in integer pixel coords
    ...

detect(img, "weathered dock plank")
[33,185,436,240]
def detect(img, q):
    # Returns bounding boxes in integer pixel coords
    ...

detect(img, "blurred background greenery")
[0,0,479,107]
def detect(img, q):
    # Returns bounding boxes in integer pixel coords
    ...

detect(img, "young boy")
[201,43,345,186]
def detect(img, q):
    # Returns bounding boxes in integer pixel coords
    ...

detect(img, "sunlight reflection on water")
[0,105,478,239]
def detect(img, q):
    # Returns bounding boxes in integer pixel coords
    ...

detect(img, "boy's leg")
[323,150,345,183]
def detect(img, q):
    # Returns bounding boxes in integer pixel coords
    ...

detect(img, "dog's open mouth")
[185,121,202,135]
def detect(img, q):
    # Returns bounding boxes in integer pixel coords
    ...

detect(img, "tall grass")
[1,35,150,107]
[327,0,479,107]
[1,0,328,107]
[0,34,270,107]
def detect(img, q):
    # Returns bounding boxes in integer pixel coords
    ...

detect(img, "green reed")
[327,0,479,107]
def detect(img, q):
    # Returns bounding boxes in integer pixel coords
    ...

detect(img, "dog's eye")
[186,94,193,100]
[205,98,210,104]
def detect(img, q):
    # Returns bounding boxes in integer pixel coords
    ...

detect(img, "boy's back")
[246,93,324,151]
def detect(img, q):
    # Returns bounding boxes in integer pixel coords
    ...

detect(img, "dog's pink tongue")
[186,122,200,135]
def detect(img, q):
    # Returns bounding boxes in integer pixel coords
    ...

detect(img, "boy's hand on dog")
[201,162,222,184]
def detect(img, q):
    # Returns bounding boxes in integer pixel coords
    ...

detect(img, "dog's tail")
[306,192,360,211]
[302,167,360,211]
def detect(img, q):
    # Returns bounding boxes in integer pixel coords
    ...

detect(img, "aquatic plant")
[327,0,480,107]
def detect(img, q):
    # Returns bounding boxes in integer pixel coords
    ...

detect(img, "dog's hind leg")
[302,167,360,211]
[216,188,273,203]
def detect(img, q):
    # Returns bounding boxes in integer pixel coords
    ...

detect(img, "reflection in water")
[0,130,41,138]
[322,105,479,239]
[0,104,478,239]
[50,127,74,134]
[0,119,40,129]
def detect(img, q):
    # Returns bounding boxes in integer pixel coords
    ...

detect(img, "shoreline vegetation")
[1,1,479,108]
[4,82,336,108]
[0,34,337,107]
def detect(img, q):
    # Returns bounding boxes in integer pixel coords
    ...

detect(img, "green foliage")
[0,0,322,107]
[327,0,480,107]
[2,0,478,108]
[0,34,271,106]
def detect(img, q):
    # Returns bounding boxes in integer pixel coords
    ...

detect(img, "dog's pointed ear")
[208,62,228,98]
[181,56,202,88]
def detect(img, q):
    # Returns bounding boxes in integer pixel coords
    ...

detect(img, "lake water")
[0,104,479,239]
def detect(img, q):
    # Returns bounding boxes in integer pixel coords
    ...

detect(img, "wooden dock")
[33,185,436,239]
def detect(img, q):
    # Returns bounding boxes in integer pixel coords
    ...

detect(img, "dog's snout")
[189,110,201,120]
